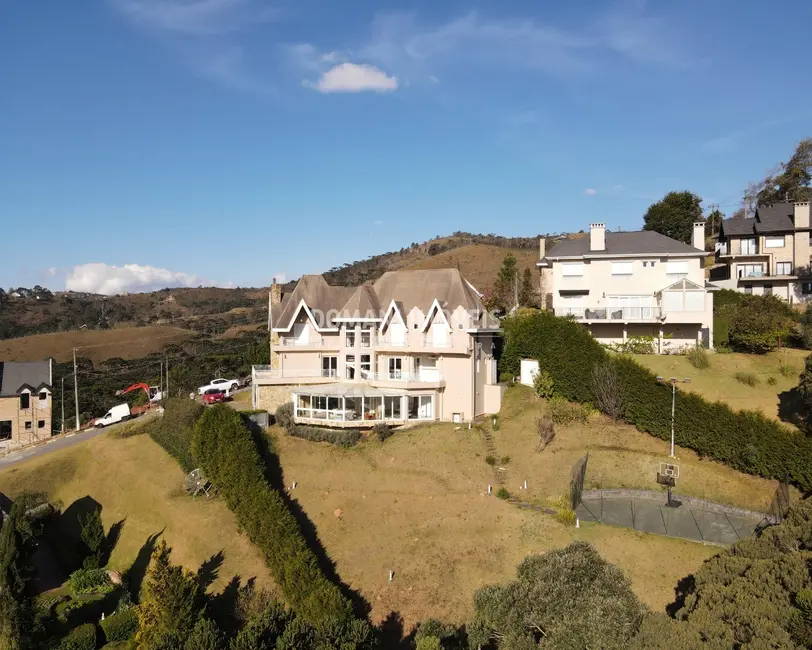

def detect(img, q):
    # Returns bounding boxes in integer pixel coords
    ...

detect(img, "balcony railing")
[278,335,324,347]
[363,371,444,383]
[253,366,338,380]
[378,336,407,347]
[421,334,453,348]
[556,307,662,321]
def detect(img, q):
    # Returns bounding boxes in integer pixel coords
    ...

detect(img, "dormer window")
[20,393,30,410]
[38,391,48,402]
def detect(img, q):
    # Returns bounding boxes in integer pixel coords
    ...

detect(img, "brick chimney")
[692,222,705,250]
[589,223,605,252]
[270,279,282,305]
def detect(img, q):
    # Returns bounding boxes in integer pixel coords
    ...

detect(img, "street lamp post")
[657,376,690,459]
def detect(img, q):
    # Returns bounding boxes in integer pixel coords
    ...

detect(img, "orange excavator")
[115,383,163,404]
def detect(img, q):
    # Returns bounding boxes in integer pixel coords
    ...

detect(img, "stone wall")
[255,385,294,414]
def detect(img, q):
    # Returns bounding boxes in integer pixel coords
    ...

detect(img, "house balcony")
[277,335,339,350]
[363,370,446,389]
[252,366,340,386]
[253,366,445,389]
[555,307,663,322]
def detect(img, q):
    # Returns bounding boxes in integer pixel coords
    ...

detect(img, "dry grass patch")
[271,407,740,629]
[633,349,807,426]
[496,386,790,512]
[0,432,273,594]
[0,326,195,363]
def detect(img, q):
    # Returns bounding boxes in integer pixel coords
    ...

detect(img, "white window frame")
[776,262,792,276]
[741,238,758,255]
[561,262,584,277]
[738,264,764,278]
[611,261,633,276]
[666,261,689,276]
[765,235,785,249]
[322,356,338,378]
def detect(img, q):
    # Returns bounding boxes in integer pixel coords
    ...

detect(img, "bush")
[613,335,656,354]
[288,425,361,448]
[101,607,138,643]
[767,376,778,386]
[780,362,795,378]
[591,360,625,421]
[191,405,354,627]
[536,415,555,451]
[500,311,812,491]
[149,398,203,472]
[496,487,510,500]
[734,371,759,387]
[685,346,710,370]
[372,423,393,442]
[549,396,588,425]
[500,456,510,465]
[59,623,96,650]
[555,508,577,526]
[69,567,113,595]
[274,402,294,432]
[728,294,795,353]
[491,415,500,431]
[532,370,554,399]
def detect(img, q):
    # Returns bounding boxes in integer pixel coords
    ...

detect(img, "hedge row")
[59,623,96,650]
[191,405,353,626]
[149,397,203,472]
[289,425,361,448]
[100,607,138,643]
[501,311,812,491]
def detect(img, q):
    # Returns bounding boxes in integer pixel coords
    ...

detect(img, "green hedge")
[149,398,204,472]
[69,567,113,595]
[289,425,361,448]
[100,607,138,643]
[59,623,97,650]
[501,311,812,491]
[191,405,352,626]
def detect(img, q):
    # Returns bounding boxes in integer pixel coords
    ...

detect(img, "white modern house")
[537,222,716,352]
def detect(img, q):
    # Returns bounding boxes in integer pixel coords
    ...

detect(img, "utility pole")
[670,379,676,458]
[166,355,170,398]
[61,377,65,434]
[160,360,163,396]
[73,348,80,431]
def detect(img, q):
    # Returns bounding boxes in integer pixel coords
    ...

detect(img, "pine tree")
[518,268,537,308]
[80,508,105,569]
[137,540,203,649]
[493,254,519,312]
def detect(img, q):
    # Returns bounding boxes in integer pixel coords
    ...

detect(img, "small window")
[765,235,785,248]
[452,413,462,423]
[38,420,45,429]
[561,262,584,277]
[24,421,32,430]
[0,421,11,440]
[776,262,792,276]
[666,261,689,276]
[413,323,418,329]
[744,285,753,294]
[611,262,633,275]
[803,283,812,295]
[458,323,463,329]
[38,391,48,401]
[19,393,30,409]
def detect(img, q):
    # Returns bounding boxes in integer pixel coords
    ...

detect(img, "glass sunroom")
[293,383,435,427]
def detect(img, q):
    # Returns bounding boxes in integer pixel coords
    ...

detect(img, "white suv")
[198,378,239,396]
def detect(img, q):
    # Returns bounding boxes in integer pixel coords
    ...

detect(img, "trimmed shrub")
[191,405,353,626]
[69,567,113,595]
[59,623,96,650]
[274,402,294,432]
[101,607,138,643]
[288,426,361,448]
[685,346,710,370]
[734,371,759,387]
[549,396,588,425]
[555,508,577,526]
[372,423,393,442]
[496,487,510,500]
[501,311,812,491]
[149,398,203,472]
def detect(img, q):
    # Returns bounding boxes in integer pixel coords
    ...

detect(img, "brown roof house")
[0,360,53,447]
[252,269,503,426]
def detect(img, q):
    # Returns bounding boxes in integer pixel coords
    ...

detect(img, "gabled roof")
[372,269,482,314]
[271,275,355,331]
[660,278,705,292]
[544,230,703,259]
[336,285,382,321]
[0,361,51,396]
[720,203,798,238]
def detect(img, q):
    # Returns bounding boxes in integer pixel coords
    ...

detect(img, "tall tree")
[643,191,704,244]
[745,137,812,208]
[518,268,537,308]
[492,254,519,312]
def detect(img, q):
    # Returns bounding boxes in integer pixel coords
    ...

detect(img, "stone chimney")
[589,223,605,252]
[794,202,810,229]
[692,222,705,250]
[270,279,282,305]
[539,237,546,259]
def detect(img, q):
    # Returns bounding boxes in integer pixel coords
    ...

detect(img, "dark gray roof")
[544,230,702,258]
[0,361,51,396]
[720,203,798,238]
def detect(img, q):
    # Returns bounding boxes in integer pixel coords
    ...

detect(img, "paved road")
[0,411,158,469]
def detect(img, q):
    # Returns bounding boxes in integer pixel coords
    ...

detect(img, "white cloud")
[584,188,597,196]
[65,263,207,295]
[305,63,398,93]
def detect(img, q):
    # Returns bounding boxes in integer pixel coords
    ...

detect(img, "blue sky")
[3,0,812,293]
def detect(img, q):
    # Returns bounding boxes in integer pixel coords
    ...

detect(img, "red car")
[202,388,228,405]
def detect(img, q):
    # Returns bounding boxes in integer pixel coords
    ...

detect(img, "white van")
[95,404,131,428]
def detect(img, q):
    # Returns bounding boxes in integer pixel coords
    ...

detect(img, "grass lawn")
[633,348,807,426]
[269,386,781,629]
[0,431,274,595]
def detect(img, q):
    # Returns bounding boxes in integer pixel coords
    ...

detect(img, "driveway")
[0,411,158,470]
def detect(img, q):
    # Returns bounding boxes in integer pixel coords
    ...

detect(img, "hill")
[0,325,196,364]
[404,244,539,290]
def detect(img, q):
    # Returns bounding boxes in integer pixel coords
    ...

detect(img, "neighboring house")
[537,222,715,353]
[0,360,53,445]
[252,270,503,426]
[712,201,812,302]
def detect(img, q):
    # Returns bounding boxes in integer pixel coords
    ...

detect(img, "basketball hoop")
[657,463,681,508]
